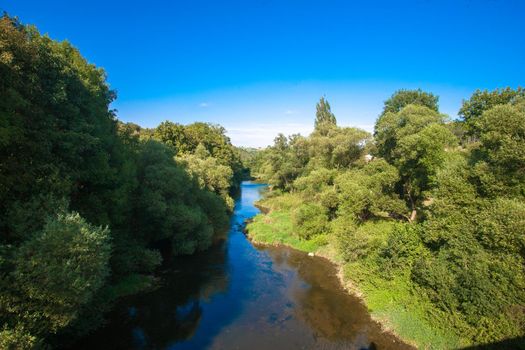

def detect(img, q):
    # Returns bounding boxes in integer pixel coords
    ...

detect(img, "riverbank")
[245,193,465,350]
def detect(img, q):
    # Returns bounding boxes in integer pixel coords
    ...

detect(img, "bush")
[334,218,395,262]
[292,203,330,239]
[1,213,111,341]
[335,160,407,221]
[377,223,424,278]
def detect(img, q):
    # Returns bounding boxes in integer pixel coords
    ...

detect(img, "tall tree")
[374,104,457,221]
[314,97,337,135]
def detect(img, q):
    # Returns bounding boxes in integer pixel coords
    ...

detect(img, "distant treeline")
[250,88,525,346]
[0,15,245,348]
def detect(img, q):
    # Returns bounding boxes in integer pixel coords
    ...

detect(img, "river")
[70,181,412,350]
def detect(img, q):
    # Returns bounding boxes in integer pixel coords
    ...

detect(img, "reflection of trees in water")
[263,248,367,341]
[129,299,203,349]
[67,240,230,350]
[262,247,413,350]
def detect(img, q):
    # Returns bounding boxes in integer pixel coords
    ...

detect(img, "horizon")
[3,0,524,147]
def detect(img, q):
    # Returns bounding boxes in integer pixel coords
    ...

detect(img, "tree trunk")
[409,209,417,222]
[405,181,417,223]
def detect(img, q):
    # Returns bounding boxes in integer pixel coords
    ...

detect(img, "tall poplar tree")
[314,97,337,135]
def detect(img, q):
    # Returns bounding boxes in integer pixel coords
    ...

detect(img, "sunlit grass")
[247,194,328,253]
[247,210,328,252]
[343,262,464,349]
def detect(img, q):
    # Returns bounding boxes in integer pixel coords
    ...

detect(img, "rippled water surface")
[70,182,412,350]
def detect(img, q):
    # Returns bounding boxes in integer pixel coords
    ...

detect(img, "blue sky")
[3,0,524,147]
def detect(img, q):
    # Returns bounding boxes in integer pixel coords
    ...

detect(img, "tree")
[0,213,111,344]
[459,87,525,134]
[259,134,305,190]
[335,159,407,221]
[308,127,370,169]
[0,15,235,347]
[314,97,337,135]
[153,121,189,154]
[292,203,330,239]
[381,89,439,116]
[374,104,457,221]
[133,141,227,255]
[471,103,525,197]
[177,144,235,211]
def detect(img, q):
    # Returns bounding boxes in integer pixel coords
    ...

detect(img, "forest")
[1,11,525,350]
[0,15,245,348]
[246,87,525,347]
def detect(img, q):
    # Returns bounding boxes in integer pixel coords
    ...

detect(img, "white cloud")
[284,109,296,115]
[199,102,209,108]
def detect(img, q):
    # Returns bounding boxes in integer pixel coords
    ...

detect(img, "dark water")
[70,182,413,350]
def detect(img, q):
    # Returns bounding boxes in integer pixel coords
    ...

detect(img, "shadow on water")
[66,183,265,350]
[67,182,414,350]
[67,237,239,349]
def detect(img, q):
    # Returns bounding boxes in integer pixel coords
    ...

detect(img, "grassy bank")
[246,193,465,350]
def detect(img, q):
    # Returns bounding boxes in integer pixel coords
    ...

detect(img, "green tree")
[314,97,337,135]
[0,16,235,347]
[459,87,525,134]
[153,121,189,154]
[134,141,228,255]
[375,104,457,221]
[308,127,370,169]
[0,213,111,345]
[151,121,244,190]
[292,203,330,240]
[381,89,439,116]
[260,134,306,190]
[335,159,407,221]
[472,103,525,197]
[177,144,235,210]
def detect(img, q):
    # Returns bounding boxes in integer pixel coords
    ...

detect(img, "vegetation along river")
[69,182,413,350]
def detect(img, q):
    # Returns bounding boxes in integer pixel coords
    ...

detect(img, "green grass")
[247,193,328,253]
[247,206,328,253]
[343,261,464,349]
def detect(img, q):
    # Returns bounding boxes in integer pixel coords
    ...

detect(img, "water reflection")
[260,247,413,349]
[69,233,231,349]
[67,182,412,350]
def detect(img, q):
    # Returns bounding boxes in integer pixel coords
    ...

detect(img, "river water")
[71,181,412,350]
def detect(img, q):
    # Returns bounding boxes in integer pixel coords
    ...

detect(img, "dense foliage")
[250,89,525,347]
[0,16,241,347]
[1,11,524,349]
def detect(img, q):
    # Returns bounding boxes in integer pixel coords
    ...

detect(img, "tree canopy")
[381,89,439,116]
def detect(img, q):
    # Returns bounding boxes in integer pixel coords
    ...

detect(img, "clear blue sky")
[3,0,524,147]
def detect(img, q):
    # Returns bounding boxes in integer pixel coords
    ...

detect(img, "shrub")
[377,223,424,278]
[292,203,330,239]
[334,218,395,262]
[1,213,111,342]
